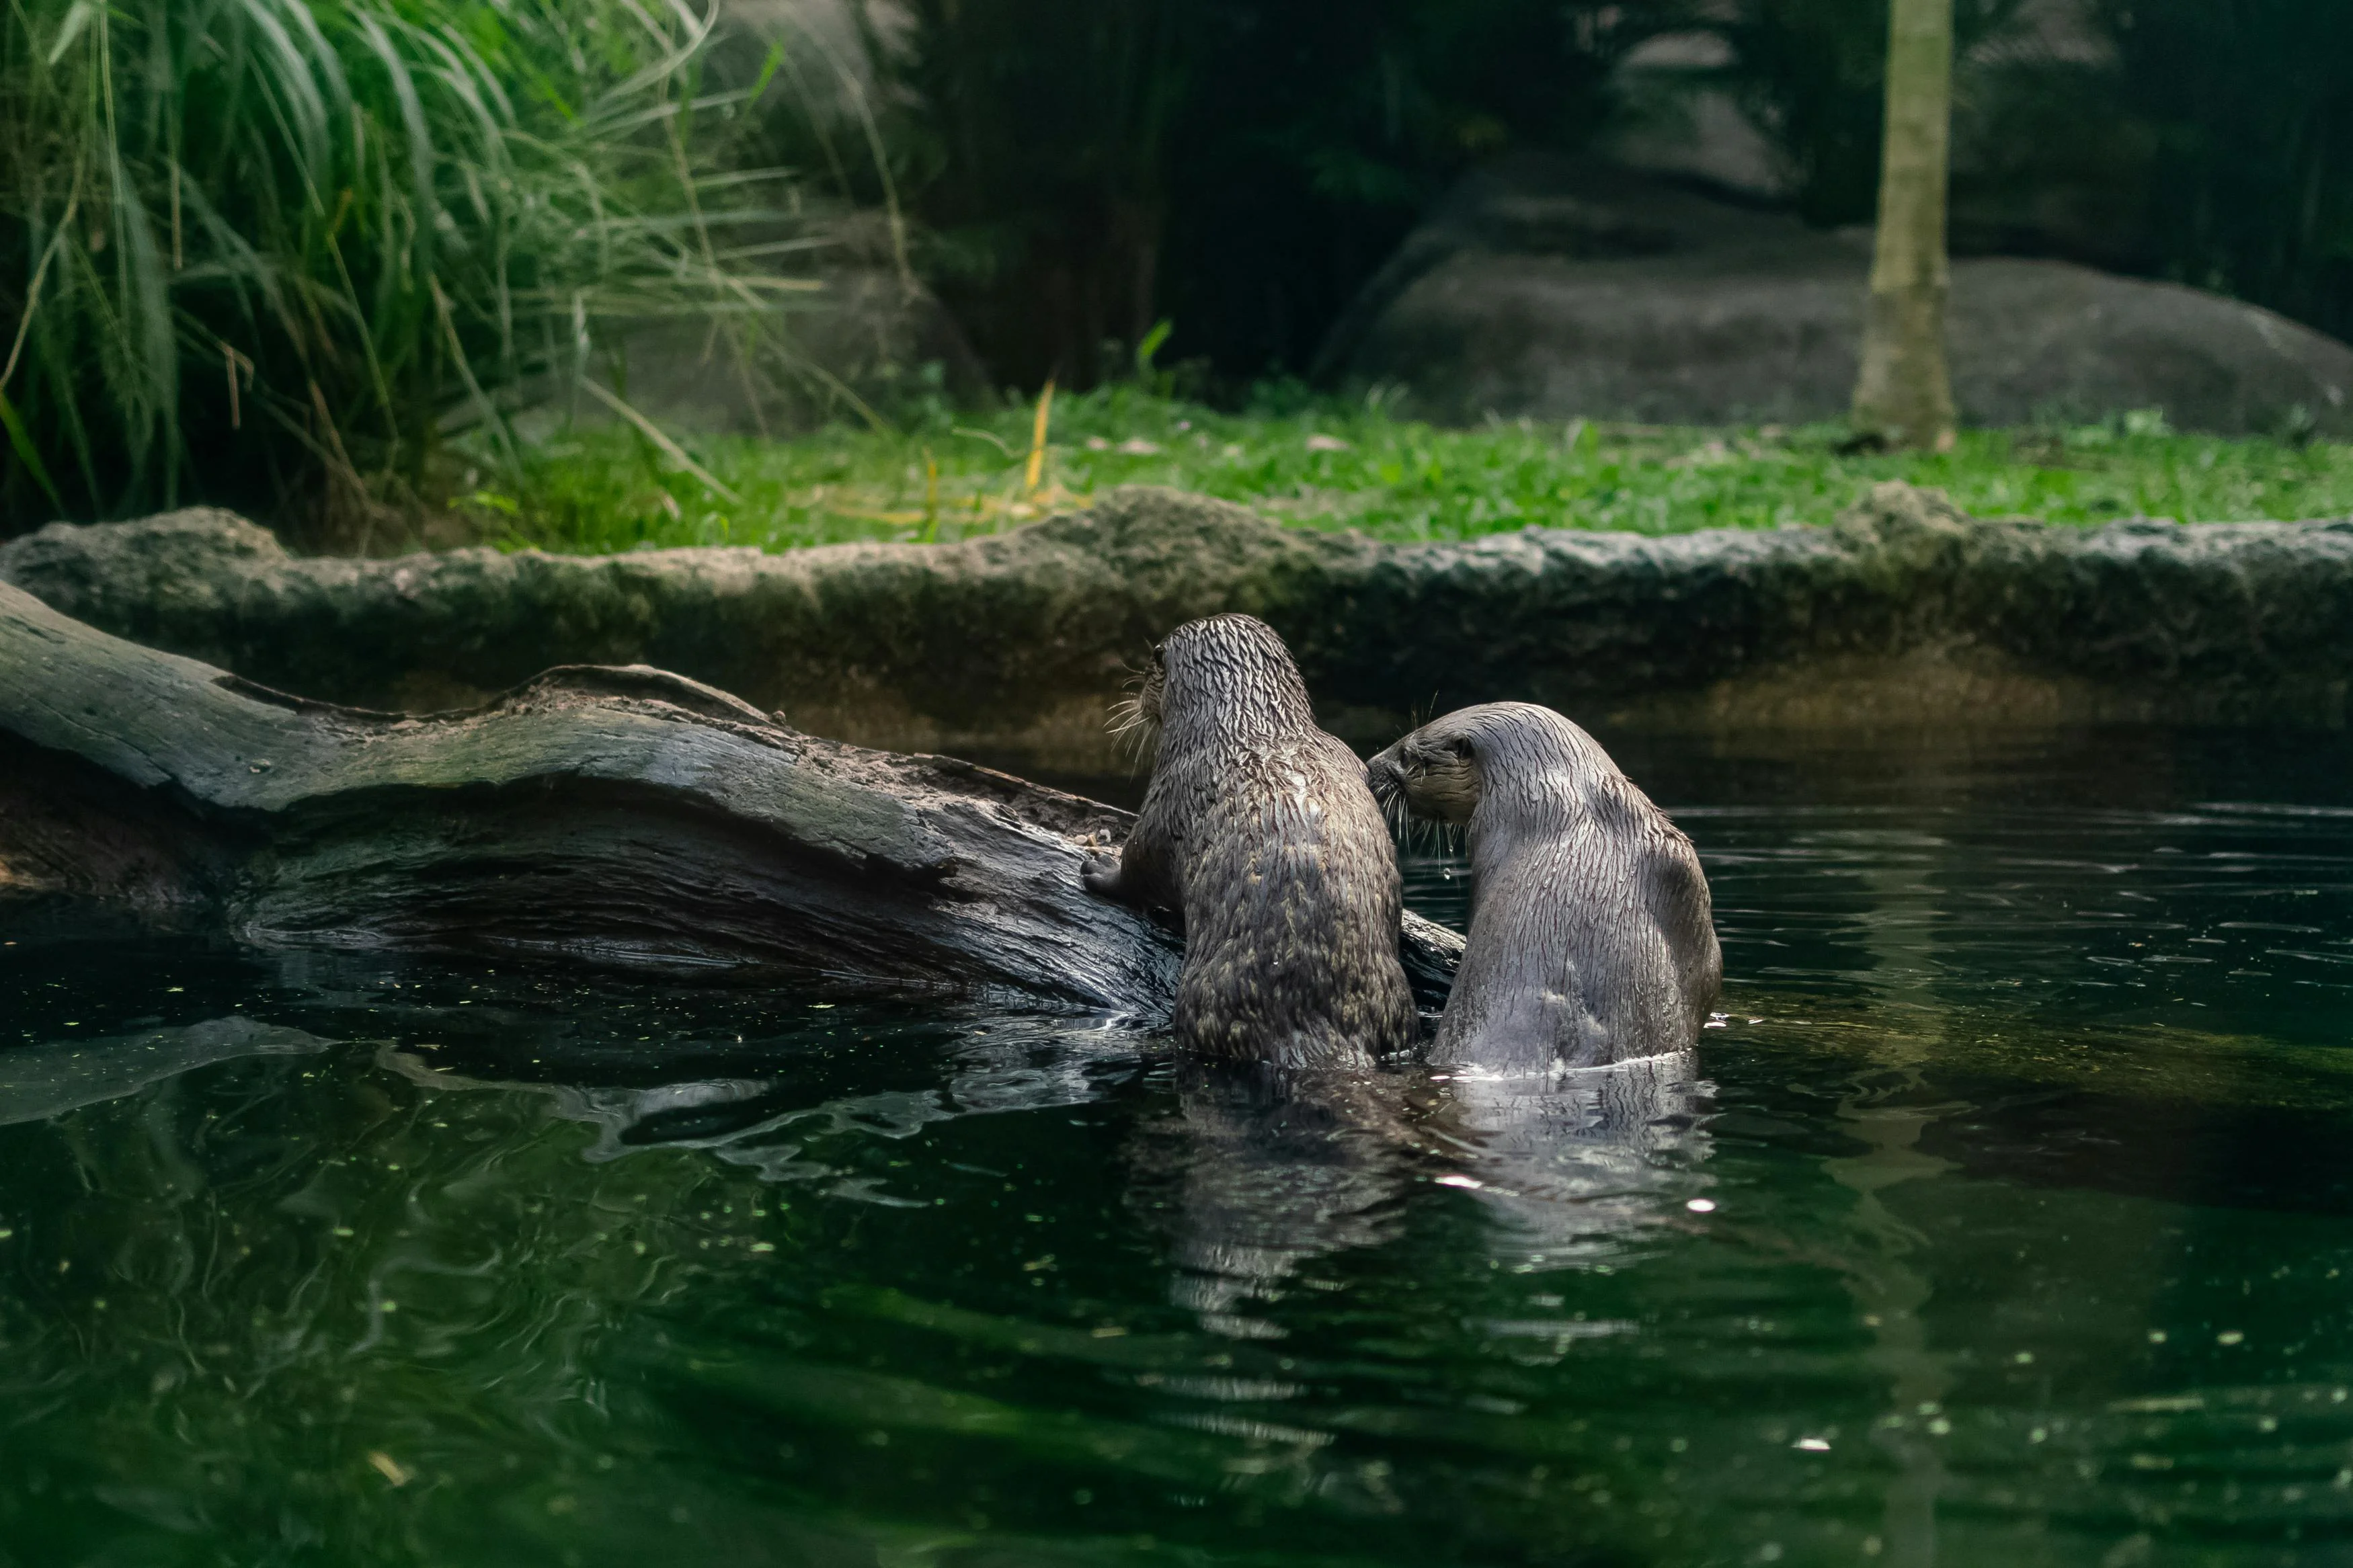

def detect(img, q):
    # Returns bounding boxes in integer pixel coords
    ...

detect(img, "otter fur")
[1082,615,1417,1068]
[1367,702,1720,1069]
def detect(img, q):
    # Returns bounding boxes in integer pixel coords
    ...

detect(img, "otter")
[1367,702,1720,1069]
[1082,614,1417,1068]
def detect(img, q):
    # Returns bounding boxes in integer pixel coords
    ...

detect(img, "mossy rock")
[7,483,2351,769]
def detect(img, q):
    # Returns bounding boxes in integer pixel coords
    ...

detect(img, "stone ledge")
[5,484,2348,770]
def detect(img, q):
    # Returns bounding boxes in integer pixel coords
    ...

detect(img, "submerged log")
[0,580,1462,1013]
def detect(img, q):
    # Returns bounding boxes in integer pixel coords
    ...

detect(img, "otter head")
[1366,710,1486,829]
[1115,614,1316,747]
[1371,702,1598,836]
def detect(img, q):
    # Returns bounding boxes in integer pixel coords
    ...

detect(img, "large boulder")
[1317,156,2353,438]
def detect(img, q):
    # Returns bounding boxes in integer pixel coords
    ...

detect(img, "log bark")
[0,579,1463,1014]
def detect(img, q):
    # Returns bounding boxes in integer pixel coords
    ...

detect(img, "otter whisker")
[1105,647,1166,774]
[1105,696,1159,774]
[1382,786,1412,845]
[1425,815,1465,857]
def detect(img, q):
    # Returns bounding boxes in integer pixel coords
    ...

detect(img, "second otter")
[1082,614,1417,1068]
[1368,702,1720,1069]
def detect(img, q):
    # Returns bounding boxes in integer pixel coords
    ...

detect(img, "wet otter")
[1367,702,1720,1069]
[1082,614,1417,1067]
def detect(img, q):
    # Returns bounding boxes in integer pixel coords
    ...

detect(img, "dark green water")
[5,726,2352,1568]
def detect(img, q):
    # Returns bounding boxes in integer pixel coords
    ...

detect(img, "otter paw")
[1080,852,1122,898]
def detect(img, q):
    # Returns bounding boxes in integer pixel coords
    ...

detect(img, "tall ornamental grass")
[0,0,824,537]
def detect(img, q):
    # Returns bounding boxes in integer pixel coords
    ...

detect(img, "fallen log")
[0,580,1463,1014]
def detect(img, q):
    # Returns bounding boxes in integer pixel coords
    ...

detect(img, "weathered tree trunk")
[0,580,1461,1014]
[1852,0,1958,450]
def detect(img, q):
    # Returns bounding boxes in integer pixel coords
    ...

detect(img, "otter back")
[1369,702,1721,1070]
[1086,615,1416,1069]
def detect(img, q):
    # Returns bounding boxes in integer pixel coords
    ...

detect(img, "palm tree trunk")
[1851,0,1958,450]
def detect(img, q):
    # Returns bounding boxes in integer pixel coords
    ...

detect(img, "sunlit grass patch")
[481,388,2353,554]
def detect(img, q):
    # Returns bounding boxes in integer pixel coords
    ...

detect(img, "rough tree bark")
[0,579,1462,1014]
[1852,0,1958,450]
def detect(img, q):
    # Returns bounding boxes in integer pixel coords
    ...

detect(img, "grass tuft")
[0,0,834,540]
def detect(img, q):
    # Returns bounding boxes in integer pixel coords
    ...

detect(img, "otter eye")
[1450,739,1473,759]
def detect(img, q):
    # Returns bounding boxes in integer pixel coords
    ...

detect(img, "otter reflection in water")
[1369,702,1721,1070]
[1131,1052,1714,1333]
[1421,1052,1714,1266]
[1125,1061,1417,1336]
[372,1011,1709,1333]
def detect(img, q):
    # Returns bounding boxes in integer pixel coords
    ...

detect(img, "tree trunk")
[0,579,1462,1014]
[1852,0,1958,450]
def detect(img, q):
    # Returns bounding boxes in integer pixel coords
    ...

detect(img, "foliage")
[481,388,2353,554]
[2096,0,2353,344]
[852,0,1684,392]
[779,0,2353,397]
[5,0,2346,539]
[0,0,821,536]
[1710,0,2030,229]
[1710,0,2353,342]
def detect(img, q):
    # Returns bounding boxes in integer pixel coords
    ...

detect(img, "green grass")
[482,387,2353,554]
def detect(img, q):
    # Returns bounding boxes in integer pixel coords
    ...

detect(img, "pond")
[3,723,2351,1568]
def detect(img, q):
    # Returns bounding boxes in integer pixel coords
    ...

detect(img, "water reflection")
[1129,1062,1415,1337]
[0,1016,328,1125]
[376,1014,1148,1198]
[3,724,2353,1567]
[365,1005,1717,1350]
[1425,1051,1714,1264]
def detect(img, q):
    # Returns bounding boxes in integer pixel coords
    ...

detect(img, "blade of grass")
[0,382,65,511]
[1023,377,1054,493]
[578,377,742,505]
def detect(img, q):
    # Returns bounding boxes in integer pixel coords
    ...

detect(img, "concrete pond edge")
[5,482,2349,772]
